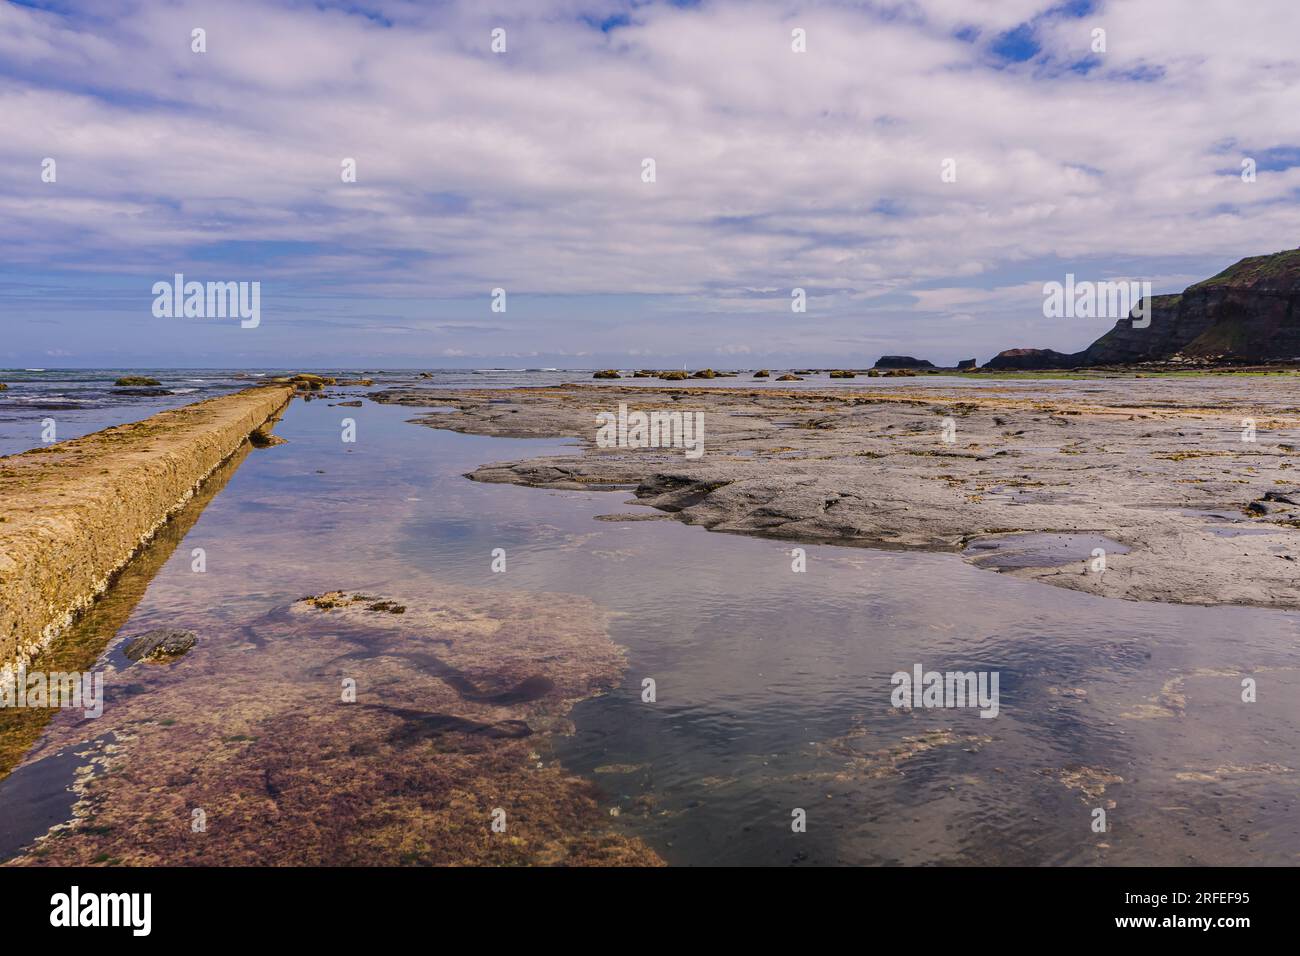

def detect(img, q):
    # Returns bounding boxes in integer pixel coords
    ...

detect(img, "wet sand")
[372,378,1300,610]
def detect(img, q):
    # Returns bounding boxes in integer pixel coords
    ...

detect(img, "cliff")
[990,248,1300,368]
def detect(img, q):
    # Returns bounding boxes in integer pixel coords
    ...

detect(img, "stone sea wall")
[0,385,294,669]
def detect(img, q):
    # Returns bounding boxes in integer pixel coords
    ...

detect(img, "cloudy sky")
[3,0,1300,368]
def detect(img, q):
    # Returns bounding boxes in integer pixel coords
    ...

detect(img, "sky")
[2,0,1300,369]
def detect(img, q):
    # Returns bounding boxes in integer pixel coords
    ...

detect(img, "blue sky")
[2,0,1300,368]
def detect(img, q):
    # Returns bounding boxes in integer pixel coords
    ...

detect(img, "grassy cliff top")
[1189,248,1300,291]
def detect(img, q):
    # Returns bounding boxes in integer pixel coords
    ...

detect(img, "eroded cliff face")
[1079,293,1191,364]
[1176,251,1300,359]
[996,249,1300,368]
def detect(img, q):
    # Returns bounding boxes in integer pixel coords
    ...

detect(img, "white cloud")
[2,0,1299,363]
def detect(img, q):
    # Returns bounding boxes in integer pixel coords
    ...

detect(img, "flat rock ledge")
[372,382,1300,610]
[0,384,294,669]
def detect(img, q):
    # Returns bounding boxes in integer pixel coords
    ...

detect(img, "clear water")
[2,377,1299,865]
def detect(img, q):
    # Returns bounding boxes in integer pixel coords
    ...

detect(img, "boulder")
[282,374,337,391]
[114,376,161,387]
[592,369,621,379]
[123,628,197,663]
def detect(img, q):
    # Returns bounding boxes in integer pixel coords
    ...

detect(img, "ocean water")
[1,373,1299,865]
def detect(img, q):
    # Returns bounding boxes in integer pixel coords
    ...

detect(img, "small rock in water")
[123,628,198,663]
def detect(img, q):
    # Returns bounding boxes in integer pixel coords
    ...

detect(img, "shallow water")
[3,386,1299,865]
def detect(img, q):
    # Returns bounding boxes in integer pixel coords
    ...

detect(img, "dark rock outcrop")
[984,348,1078,371]
[957,359,977,370]
[114,376,161,387]
[123,628,198,663]
[874,355,936,369]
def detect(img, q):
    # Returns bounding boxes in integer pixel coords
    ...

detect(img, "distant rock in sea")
[874,355,935,369]
[114,376,161,386]
[984,348,1077,371]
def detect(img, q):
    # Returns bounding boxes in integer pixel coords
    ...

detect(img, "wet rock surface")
[372,379,1300,609]
[6,586,661,866]
[122,628,197,663]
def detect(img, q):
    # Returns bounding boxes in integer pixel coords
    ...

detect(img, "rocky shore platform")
[6,588,662,866]
[372,377,1300,609]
